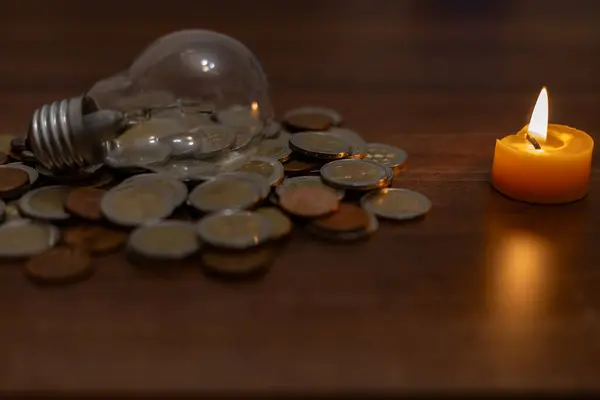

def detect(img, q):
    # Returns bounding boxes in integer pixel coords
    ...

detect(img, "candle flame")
[251,101,259,113]
[528,87,548,142]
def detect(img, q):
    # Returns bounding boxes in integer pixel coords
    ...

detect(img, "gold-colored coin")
[255,139,292,162]
[236,156,284,186]
[18,186,71,221]
[101,184,174,227]
[128,221,199,260]
[196,211,270,249]
[320,159,389,191]
[276,176,345,200]
[360,188,431,221]
[188,176,261,213]
[289,131,351,160]
[255,207,293,240]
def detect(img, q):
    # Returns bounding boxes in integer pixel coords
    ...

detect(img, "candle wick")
[525,133,542,150]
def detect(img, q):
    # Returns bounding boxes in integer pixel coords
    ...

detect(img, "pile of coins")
[0,106,431,285]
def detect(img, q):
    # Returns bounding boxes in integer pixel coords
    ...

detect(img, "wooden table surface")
[1,0,600,395]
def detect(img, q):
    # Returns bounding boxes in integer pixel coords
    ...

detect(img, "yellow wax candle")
[491,88,594,204]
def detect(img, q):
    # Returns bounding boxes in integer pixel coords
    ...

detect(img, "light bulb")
[27,30,274,173]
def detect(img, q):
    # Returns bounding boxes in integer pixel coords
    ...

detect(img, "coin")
[25,246,93,285]
[284,113,334,132]
[149,159,219,182]
[236,156,284,186]
[255,207,293,240]
[361,188,432,220]
[105,141,172,169]
[256,140,292,163]
[196,210,271,249]
[101,184,175,227]
[5,201,21,221]
[36,164,102,184]
[159,132,202,157]
[306,210,379,242]
[263,121,281,139]
[218,171,271,200]
[364,143,408,170]
[216,104,263,128]
[115,118,185,147]
[188,175,262,213]
[10,136,26,153]
[0,219,59,258]
[289,131,352,160]
[324,129,367,159]
[122,173,188,207]
[63,225,127,254]
[312,203,370,232]
[190,125,236,159]
[282,159,316,175]
[78,171,114,188]
[278,186,340,218]
[320,159,389,191]
[201,246,275,278]
[0,163,38,185]
[283,106,343,126]
[128,221,199,260]
[19,185,71,221]
[64,188,105,221]
[0,167,28,195]
[275,176,345,201]
[21,150,37,163]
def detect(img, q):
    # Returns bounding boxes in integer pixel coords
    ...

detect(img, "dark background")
[1,0,600,395]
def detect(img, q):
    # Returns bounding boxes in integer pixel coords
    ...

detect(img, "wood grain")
[1,0,600,395]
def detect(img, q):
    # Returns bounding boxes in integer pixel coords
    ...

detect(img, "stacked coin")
[0,104,431,286]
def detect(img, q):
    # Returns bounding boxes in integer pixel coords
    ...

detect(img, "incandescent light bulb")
[27,30,274,176]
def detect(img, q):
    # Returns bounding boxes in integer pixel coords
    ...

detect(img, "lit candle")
[491,87,594,204]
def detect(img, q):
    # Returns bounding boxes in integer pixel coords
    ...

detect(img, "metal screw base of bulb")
[28,96,92,170]
[28,96,126,171]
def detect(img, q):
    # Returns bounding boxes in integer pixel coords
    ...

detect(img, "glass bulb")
[28,29,274,176]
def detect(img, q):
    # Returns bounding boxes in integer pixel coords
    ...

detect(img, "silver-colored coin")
[325,129,368,159]
[105,141,172,169]
[361,188,432,221]
[190,125,236,159]
[148,159,219,182]
[0,219,59,258]
[188,174,263,214]
[122,173,188,207]
[364,143,408,169]
[128,220,200,260]
[320,159,389,191]
[235,156,284,187]
[18,185,71,221]
[255,139,292,163]
[159,132,202,157]
[0,163,38,185]
[275,176,345,200]
[289,131,352,160]
[101,183,175,227]
[196,210,270,250]
[263,121,282,139]
[283,106,343,126]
